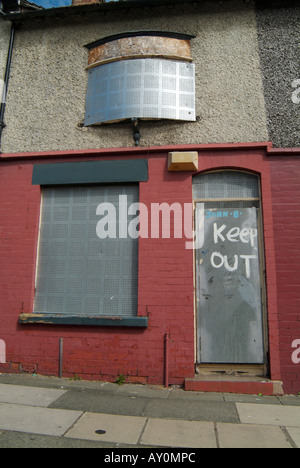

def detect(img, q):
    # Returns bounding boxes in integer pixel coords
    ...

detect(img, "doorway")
[193,171,268,374]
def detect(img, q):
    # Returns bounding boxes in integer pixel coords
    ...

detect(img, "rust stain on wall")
[88,36,192,65]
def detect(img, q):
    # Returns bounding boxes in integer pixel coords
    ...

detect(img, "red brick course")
[269,155,300,394]
[0,143,299,393]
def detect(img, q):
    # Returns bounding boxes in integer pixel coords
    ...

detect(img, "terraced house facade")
[0,0,299,394]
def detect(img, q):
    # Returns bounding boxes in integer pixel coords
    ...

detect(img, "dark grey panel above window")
[32,159,148,186]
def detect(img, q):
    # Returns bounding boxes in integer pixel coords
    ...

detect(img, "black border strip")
[32,159,149,186]
[84,31,196,50]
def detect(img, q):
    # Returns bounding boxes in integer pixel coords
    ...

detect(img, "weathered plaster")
[256,2,300,148]
[1,1,269,152]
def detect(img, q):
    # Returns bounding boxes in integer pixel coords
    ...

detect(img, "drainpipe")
[164,333,170,388]
[0,22,15,150]
[58,338,64,378]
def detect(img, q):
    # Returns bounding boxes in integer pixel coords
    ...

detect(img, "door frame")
[192,170,269,377]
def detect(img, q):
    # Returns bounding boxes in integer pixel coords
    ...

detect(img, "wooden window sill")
[19,314,148,328]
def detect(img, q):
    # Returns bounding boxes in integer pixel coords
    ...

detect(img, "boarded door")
[193,172,265,365]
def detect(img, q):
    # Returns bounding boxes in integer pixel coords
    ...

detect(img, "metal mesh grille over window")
[193,171,260,200]
[85,59,195,125]
[34,185,139,317]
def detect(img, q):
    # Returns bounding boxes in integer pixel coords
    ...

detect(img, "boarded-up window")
[34,185,139,317]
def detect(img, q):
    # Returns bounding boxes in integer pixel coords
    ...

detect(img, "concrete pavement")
[0,373,299,449]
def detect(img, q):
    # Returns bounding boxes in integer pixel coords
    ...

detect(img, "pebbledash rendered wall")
[256,0,300,394]
[1,1,269,152]
[0,0,299,393]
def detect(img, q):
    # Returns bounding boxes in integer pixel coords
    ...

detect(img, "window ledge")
[19,314,148,328]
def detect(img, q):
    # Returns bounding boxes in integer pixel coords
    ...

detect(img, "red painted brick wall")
[195,146,281,383]
[0,153,195,385]
[1,145,298,393]
[269,156,300,394]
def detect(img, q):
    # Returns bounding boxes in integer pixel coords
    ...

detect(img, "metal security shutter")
[85,58,195,125]
[193,171,260,200]
[34,185,139,317]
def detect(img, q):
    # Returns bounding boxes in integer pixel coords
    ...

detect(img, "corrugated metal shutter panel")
[34,185,139,317]
[193,171,260,200]
[85,58,195,125]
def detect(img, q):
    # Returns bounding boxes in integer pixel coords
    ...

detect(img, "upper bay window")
[84,31,196,126]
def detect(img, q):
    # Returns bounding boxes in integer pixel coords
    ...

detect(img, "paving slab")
[50,390,147,416]
[0,403,82,437]
[224,394,281,405]
[115,384,170,399]
[0,431,131,448]
[285,428,300,448]
[168,390,224,402]
[65,412,146,445]
[0,374,119,394]
[143,398,239,423]
[277,396,300,406]
[140,418,217,448]
[237,403,300,428]
[217,423,292,448]
[0,383,67,407]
